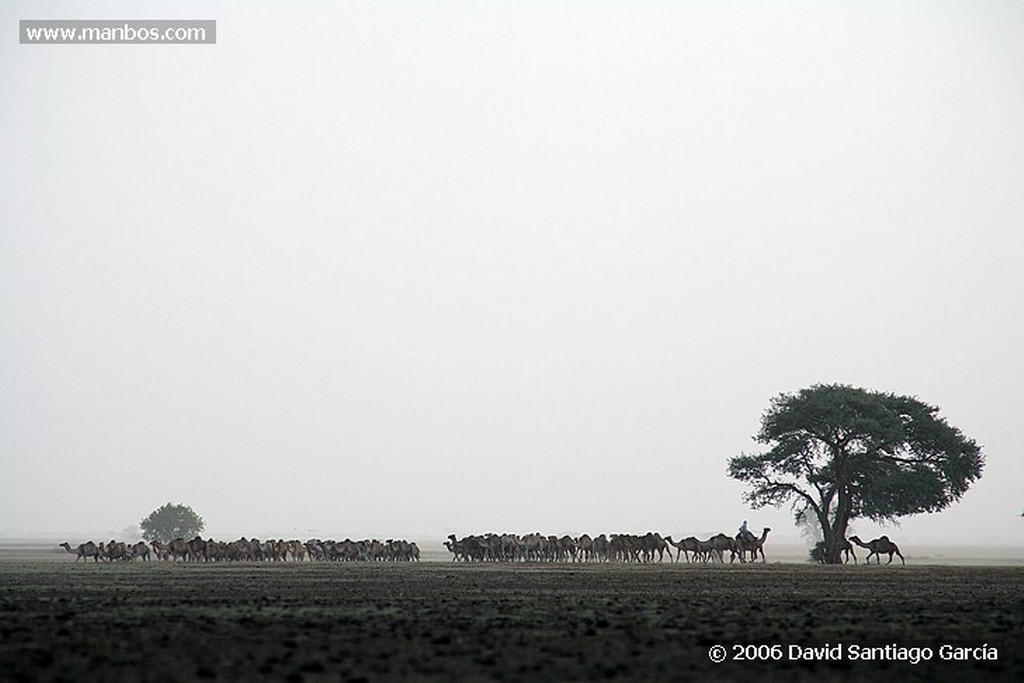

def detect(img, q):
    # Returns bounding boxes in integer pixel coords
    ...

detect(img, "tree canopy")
[727,384,983,564]
[139,502,205,543]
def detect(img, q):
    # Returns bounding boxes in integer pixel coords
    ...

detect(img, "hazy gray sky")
[2,1,1022,547]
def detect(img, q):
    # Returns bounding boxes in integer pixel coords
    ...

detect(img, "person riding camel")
[739,520,756,544]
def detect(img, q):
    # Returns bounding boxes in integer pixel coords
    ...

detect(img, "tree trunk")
[814,507,843,565]
[824,456,852,564]
[826,489,852,564]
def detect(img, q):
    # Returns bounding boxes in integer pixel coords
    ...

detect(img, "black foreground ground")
[1,560,1021,682]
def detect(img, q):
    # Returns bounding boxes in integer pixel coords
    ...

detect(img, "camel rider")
[739,520,756,544]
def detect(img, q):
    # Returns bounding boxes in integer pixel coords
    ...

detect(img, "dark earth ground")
[1,557,1022,682]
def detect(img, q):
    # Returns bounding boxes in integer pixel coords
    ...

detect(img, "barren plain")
[1,543,1022,682]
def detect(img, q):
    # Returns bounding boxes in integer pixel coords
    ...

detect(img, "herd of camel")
[443,529,773,564]
[443,530,905,565]
[59,529,906,566]
[60,537,421,563]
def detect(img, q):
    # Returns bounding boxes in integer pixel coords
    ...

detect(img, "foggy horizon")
[2,2,1023,552]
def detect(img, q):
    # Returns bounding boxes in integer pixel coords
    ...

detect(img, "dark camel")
[732,527,771,563]
[838,538,857,564]
[849,535,905,565]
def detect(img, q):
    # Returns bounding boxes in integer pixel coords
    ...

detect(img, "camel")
[502,534,523,562]
[188,537,208,562]
[665,536,701,563]
[205,540,226,561]
[556,535,578,563]
[839,538,856,564]
[521,533,544,562]
[60,541,100,563]
[706,533,734,563]
[609,534,641,563]
[445,534,475,562]
[246,538,264,561]
[593,534,610,563]
[100,540,130,562]
[150,540,170,560]
[693,539,714,563]
[287,539,307,561]
[304,539,325,562]
[480,534,506,562]
[130,541,150,561]
[732,527,771,563]
[575,534,594,562]
[849,535,905,565]
[645,532,673,563]
[166,538,190,561]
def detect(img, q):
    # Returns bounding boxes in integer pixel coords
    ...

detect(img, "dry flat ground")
[1,555,1022,682]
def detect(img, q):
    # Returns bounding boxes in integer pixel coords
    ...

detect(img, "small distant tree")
[140,502,205,543]
[728,384,984,564]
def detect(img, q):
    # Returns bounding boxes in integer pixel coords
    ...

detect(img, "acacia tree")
[139,502,205,543]
[728,384,983,564]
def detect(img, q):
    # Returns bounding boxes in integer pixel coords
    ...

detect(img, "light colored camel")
[100,540,130,562]
[665,536,701,563]
[706,533,734,563]
[445,534,476,562]
[849,535,905,565]
[130,541,150,561]
[60,541,100,563]
[557,535,578,563]
[576,534,595,562]
[287,540,307,561]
